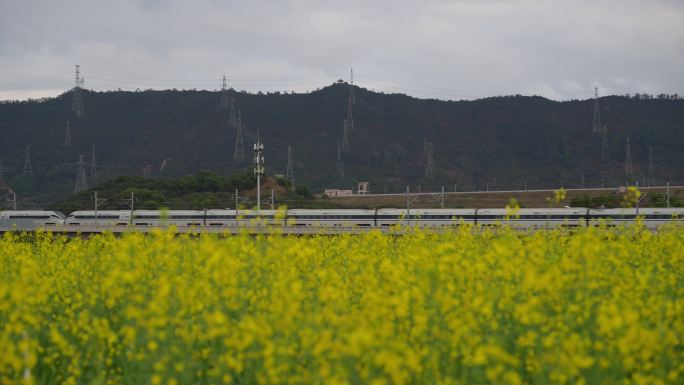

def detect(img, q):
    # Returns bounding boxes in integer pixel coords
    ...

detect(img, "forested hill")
[1,83,683,207]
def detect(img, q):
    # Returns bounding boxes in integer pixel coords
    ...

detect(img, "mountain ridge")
[1,83,683,207]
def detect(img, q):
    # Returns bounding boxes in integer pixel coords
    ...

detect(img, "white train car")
[286,209,375,227]
[375,209,477,228]
[235,209,280,227]
[588,208,684,229]
[133,210,206,227]
[205,209,237,228]
[477,208,588,228]
[65,211,130,227]
[0,210,65,230]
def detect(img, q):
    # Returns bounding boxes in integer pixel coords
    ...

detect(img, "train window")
[9,215,50,219]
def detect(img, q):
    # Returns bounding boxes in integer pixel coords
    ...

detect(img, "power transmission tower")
[647,145,654,187]
[286,145,295,188]
[90,144,97,184]
[0,158,6,189]
[341,119,350,151]
[349,68,355,104]
[233,110,245,161]
[592,86,601,134]
[72,65,85,116]
[74,155,88,193]
[159,157,171,174]
[64,121,71,146]
[6,189,17,210]
[423,139,428,162]
[142,163,152,178]
[625,137,633,179]
[219,75,231,110]
[336,140,345,178]
[601,124,609,159]
[22,145,33,174]
[424,140,435,179]
[228,97,237,128]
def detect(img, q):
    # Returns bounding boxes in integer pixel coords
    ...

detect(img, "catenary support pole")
[667,182,670,208]
[95,191,98,225]
[406,186,410,227]
[441,186,445,209]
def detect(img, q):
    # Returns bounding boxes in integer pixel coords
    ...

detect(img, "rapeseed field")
[0,225,682,385]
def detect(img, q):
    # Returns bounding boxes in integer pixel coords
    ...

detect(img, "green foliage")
[571,192,683,208]
[48,170,341,213]
[570,195,622,208]
[294,185,313,200]
[644,193,683,208]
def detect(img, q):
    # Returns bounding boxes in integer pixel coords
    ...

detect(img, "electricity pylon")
[0,158,6,189]
[219,75,230,110]
[90,144,97,183]
[424,141,435,180]
[74,155,88,193]
[647,145,655,187]
[625,137,633,179]
[233,110,245,161]
[72,65,85,116]
[286,145,295,188]
[64,121,71,146]
[601,124,609,159]
[592,87,601,134]
[22,145,32,174]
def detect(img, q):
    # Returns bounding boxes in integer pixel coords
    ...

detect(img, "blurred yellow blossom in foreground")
[0,225,682,385]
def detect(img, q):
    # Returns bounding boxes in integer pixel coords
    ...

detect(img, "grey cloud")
[0,0,682,100]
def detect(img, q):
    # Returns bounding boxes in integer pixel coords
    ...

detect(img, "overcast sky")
[1,0,682,101]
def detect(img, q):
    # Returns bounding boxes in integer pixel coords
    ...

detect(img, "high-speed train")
[1,208,683,231]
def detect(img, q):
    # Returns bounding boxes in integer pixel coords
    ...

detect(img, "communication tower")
[345,90,354,132]
[341,119,350,151]
[336,140,345,178]
[74,155,88,193]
